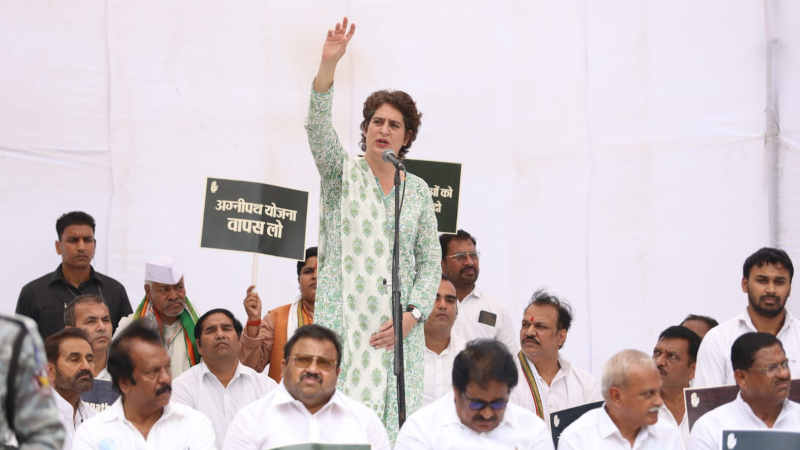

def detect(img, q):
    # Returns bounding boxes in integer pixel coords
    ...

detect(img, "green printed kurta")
[305,86,441,441]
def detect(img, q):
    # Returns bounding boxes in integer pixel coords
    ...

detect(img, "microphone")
[382,149,405,170]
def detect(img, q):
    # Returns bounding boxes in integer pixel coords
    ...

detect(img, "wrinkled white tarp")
[1,0,797,373]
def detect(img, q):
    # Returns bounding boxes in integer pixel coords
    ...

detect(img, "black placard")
[684,379,800,430]
[722,430,800,449]
[201,178,308,260]
[403,159,461,233]
[550,400,604,447]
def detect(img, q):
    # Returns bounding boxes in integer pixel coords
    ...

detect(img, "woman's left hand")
[369,311,417,350]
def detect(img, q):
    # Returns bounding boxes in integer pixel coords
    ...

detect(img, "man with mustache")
[423,276,460,405]
[172,309,276,449]
[688,332,800,450]
[440,230,516,352]
[73,319,215,449]
[16,211,132,339]
[558,349,683,449]
[510,290,599,426]
[652,325,701,448]
[694,247,800,387]
[224,324,390,450]
[395,339,553,450]
[64,294,119,411]
[45,327,96,450]
[240,246,317,382]
[115,257,200,378]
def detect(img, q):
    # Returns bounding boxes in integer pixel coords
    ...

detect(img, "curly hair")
[359,90,422,159]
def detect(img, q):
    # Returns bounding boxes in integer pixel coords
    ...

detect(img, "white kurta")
[657,403,689,449]
[451,288,517,353]
[422,338,460,405]
[172,361,277,449]
[687,394,800,450]
[222,384,390,450]
[72,399,215,450]
[54,390,95,450]
[395,391,554,450]
[557,405,683,450]
[693,311,800,387]
[510,354,601,427]
[115,315,192,378]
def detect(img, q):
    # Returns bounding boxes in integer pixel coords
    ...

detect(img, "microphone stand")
[391,164,406,427]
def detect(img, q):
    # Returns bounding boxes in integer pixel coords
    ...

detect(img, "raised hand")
[321,17,356,65]
[243,285,262,322]
[314,17,356,93]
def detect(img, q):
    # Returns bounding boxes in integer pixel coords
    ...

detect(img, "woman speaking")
[305,17,441,440]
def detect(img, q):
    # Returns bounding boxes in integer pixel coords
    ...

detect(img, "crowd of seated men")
[7,211,800,449]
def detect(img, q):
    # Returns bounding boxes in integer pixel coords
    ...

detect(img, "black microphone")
[382,149,405,170]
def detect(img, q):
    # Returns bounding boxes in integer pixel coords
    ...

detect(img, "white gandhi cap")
[145,257,183,284]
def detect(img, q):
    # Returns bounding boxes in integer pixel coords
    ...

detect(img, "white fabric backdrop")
[2,0,797,374]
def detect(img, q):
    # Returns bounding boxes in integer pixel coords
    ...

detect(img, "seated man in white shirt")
[688,332,800,450]
[510,290,600,424]
[396,339,554,450]
[652,325,701,448]
[440,230,517,351]
[423,276,460,405]
[173,308,277,449]
[44,327,96,450]
[694,247,800,387]
[558,349,683,450]
[223,324,390,450]
[64,294,119,411]
[73,319,215,450]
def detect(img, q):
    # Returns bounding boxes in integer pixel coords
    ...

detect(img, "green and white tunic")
[305,86,441,441]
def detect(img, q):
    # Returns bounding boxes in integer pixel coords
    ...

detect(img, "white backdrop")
[2,0,798,374]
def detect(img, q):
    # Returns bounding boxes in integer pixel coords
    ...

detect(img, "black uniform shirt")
[15,264,132,338]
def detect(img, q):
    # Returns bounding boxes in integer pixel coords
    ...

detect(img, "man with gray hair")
[510,289,600,424]
[115,257,200,377]
[557,349,682,449]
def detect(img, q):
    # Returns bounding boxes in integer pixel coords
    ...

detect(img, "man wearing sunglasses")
[396,339,553,449]
[223,324,390,450]
[688,332,800,450]
[440,230,517,352]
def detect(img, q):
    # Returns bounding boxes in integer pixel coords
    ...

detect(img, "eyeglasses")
[752,359,791,376]
[291,354,337,371]
[461,392,508,411]
[446,251,480,263]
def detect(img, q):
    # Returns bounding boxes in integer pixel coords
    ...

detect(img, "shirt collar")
[104,397,181,424]
[49,264,101,286]
[200,360,247,385]
[735,392,797,425]
[737,310,796,333]
[424,338,455,356]
[464,287,482,301]
[273,382,342,415]
[596,404,657,442]
[523,353,570,382]
[54,389,75,418]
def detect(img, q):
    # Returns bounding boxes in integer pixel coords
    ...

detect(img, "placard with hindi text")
[201,178,308,260]
[403,159,461,233]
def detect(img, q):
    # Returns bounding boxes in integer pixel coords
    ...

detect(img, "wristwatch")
[406,304,423,322]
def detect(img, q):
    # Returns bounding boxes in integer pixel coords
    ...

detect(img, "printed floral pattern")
[306,86,441,440]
